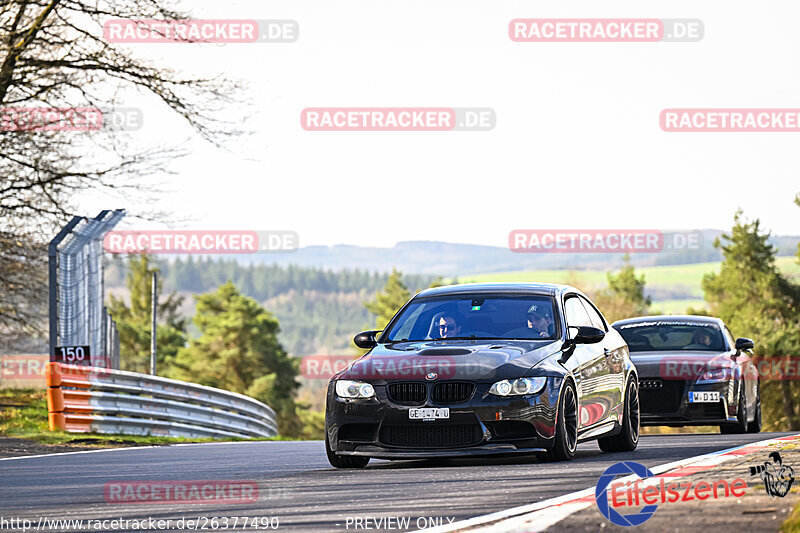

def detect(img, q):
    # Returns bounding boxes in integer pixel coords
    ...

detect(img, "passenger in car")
[504,304,554,339]
[526,305,553,337]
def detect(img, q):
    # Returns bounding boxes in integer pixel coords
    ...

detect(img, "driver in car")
[437,314,461,338]
[689,330,713,348]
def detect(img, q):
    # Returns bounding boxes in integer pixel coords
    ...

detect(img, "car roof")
[612,314,724,327]
[415,282,578,298]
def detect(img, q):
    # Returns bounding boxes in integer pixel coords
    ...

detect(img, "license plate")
[689,391,720,403]
[408,408,450,420]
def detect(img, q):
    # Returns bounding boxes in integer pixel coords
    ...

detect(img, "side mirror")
[571,326,606,345]
[354,330,381,349]
[735,337,754,352]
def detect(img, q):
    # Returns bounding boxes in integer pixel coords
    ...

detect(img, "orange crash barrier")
[46,362,94,432]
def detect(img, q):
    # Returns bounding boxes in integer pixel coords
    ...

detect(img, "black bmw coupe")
[325,283,640,468]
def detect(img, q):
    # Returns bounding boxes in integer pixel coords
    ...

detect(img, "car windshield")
[382,294,559,342]
[614,320,726,352]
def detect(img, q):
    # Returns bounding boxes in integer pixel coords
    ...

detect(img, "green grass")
[780,476,800,531]
[650,299,707,314]
[0,389,289,447]
[459,256,799,285]
[455,256,800,316]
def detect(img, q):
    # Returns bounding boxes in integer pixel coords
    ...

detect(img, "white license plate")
[408,408,450,420]
[689,391,720,403]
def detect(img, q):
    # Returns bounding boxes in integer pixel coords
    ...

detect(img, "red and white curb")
[419,433,800,533]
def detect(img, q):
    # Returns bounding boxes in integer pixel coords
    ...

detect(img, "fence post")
[150,270,157,375]
[48,210,125,364]
[48,216,82,362]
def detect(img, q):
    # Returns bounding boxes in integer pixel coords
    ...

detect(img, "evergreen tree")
[592,254,652,322]
[107,254,187,373]
[607,254,652,309]
[702,210,800,430]
[364,268,412,330]
[166,281,302,436]
[429,276,444,288]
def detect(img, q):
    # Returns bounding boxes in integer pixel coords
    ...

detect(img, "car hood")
[630,350,733,380]
[336,339,563,382]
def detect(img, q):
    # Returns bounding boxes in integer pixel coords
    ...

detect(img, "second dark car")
[612,315,760,434]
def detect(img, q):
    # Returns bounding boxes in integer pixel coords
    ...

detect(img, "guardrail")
[46,363,278,439]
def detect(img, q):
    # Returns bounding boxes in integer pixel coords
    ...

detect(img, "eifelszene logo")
[596,461,748,527]
[749,452,795,497]
[595,462,658,527]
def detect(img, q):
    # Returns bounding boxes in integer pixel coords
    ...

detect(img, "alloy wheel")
[564,385,578,453]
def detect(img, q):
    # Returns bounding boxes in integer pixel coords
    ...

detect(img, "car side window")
[723,326,735,350]
[565,296,593,329]
[579,297,607,331]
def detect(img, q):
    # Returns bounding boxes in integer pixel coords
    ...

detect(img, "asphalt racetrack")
[0,432,792,532]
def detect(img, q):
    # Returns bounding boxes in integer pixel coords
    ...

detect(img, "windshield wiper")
[431,336,506,341]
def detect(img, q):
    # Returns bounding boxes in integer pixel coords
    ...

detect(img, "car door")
[579,296,625,419]
[724,325,756,420]
[563,294,610,429]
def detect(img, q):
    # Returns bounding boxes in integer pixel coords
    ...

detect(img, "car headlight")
[489,377,547,396]
[699,366,735,381]
[335,380,375,399]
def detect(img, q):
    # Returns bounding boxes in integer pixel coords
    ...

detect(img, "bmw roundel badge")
[425,372,438,381]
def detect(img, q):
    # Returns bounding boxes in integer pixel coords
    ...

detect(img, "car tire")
[599,377,640,453]
[325,435,370,468]
[747,383,761,434]
[720,384,749,434]
[539,381,578,462]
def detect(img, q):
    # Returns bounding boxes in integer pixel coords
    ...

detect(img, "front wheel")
[747,383,761,434]
[539,381,578,462]
[720,383,749,434]
[325,435,369,468]
[599,378,640,453]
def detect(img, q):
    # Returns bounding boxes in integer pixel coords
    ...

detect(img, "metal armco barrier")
[46,363,278,439]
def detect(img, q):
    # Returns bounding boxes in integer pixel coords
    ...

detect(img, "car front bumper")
[325,379,561,458]
[637,377,739,426]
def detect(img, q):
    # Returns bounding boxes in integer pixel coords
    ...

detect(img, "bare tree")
[0,0,243,349]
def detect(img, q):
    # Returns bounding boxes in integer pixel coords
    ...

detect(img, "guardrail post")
[46,363,66,431]
[150,270,157,375]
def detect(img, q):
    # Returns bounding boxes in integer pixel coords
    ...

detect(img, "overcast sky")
[79,0,799,248]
